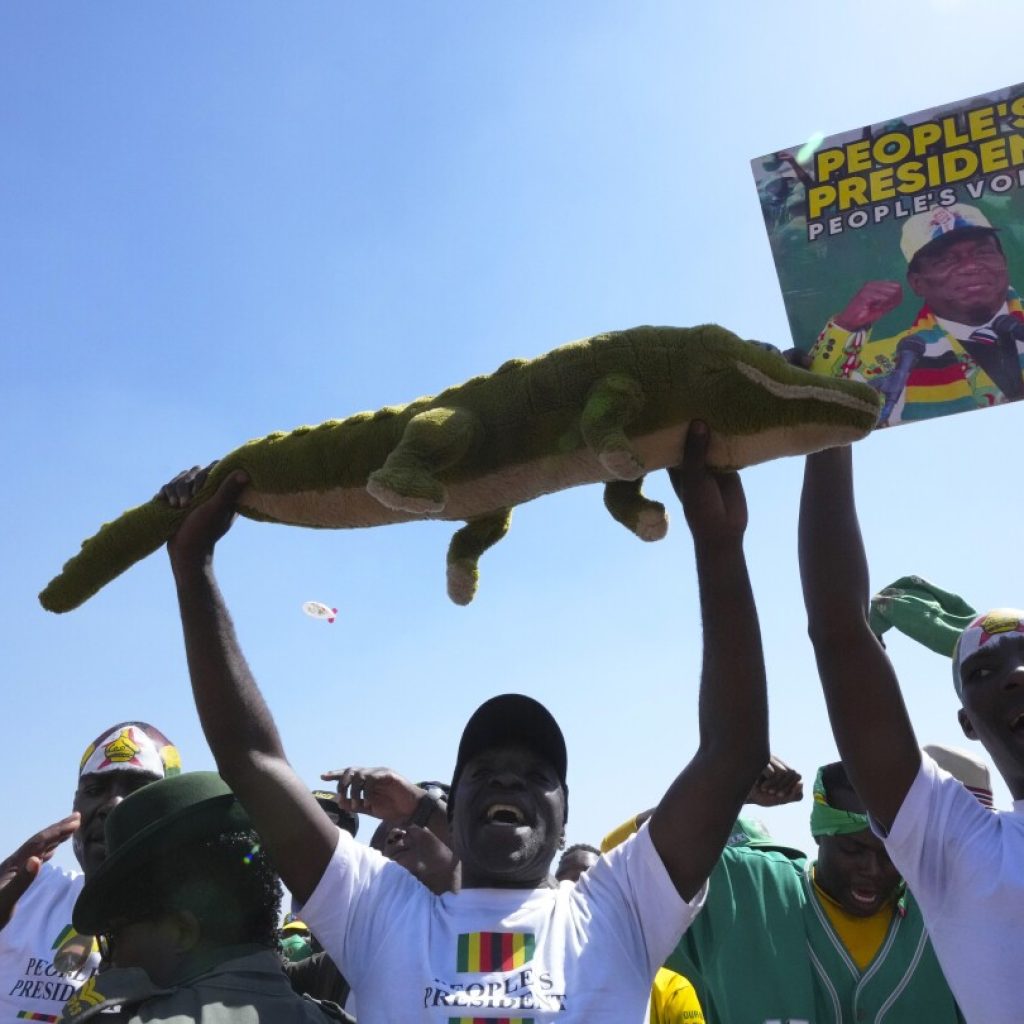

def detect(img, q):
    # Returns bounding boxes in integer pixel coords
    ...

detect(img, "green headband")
[810,767,869,838]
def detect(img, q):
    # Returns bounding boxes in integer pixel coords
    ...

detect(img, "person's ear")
[958,707,979,741]
[907,269,924,299]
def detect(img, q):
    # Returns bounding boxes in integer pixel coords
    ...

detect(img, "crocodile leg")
[580,373,645,480]
[603,478,668,541]
[446,507,512,605]
[366,406,481,514]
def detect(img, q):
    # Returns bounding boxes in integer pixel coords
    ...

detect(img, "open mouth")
[849,887,880,908]
[485,803,526,826]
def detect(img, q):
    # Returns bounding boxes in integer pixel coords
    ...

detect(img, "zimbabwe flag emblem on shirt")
[456,931,535,973]
[448,1018,533,1024]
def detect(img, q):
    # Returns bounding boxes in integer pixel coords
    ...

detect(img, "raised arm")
[798,447,920,829]
[164,468,337,903]
[648,423,770,900]
[0,815,80,930]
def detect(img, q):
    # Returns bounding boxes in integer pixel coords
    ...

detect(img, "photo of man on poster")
[809,203,1024,426]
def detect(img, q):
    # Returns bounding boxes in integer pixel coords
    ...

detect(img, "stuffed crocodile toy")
[40,325,880,612]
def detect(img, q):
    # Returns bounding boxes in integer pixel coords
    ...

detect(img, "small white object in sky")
[302,601,338,623]
[796,131,825,165]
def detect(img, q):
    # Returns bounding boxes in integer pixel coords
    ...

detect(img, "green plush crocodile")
[39,325,880,612]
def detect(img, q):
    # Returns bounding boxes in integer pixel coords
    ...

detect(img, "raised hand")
[746,756,804,807]
[833,280,904,331]
[668,421,747,546]
[0,814,80,929]
[322,767,423,823]
[160,463,250,566]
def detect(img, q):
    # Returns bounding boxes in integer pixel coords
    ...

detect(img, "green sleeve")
[665,852,740,979]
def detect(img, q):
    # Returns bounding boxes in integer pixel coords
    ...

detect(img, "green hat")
[868,576,976,657]
[73,771,251,935]
[727,816,773,847]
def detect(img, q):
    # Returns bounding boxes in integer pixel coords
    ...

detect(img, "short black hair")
[558,843,600,862]
[102,829,281,949]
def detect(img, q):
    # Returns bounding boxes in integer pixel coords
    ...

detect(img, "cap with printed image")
[78,722,181,780]
[901,203,997,264]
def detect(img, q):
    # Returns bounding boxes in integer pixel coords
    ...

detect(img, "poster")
[752,83,1024,428]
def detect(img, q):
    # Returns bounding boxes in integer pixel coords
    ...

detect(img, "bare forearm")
[800,447,870,624]
[651,537,768,898]
[172,557,286,774]
[799,448,920,828]
[163,471,337,902]
[172,554,337,900]
[694,538,769,776]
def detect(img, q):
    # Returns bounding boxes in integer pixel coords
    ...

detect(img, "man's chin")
[465,844,554,886]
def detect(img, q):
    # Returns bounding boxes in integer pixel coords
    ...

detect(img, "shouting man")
[159,423,769,1022]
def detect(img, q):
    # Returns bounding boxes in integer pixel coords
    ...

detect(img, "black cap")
[450,694,568,818]
[311,790,359,837]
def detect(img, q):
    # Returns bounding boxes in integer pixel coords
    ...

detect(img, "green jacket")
[666,846,963,1024]
[60,948,353,1023]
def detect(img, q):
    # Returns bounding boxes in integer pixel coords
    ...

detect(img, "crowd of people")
[3,282,1024,1020]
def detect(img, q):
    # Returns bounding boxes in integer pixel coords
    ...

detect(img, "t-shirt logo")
[456,932,535,974]
[62,978,104,1019]
[50,925,97,976]
[448,1018,534,1023]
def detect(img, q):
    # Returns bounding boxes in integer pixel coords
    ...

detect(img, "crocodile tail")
[39,499,187,613]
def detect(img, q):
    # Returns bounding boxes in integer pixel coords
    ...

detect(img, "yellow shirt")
[649,967,705,1024]
[812,874,894,971]
[600,816,639,854]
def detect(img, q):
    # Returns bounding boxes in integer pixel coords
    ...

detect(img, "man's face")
[72,770,162,877]
[450,743,566,889]
[958,632,1024,799]
[907,234,1009,324]
[377,824,458,895]
[815,828,902,918]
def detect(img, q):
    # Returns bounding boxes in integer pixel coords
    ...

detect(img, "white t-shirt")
[302,822,703,1023]
[0,862,100,1023]
[880,753,1024,1024]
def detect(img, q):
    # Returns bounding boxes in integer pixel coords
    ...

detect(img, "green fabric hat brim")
[73,772,252,935]
[868,575,976,657]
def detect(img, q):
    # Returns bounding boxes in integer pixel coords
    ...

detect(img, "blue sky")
[3,0,1022,868]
